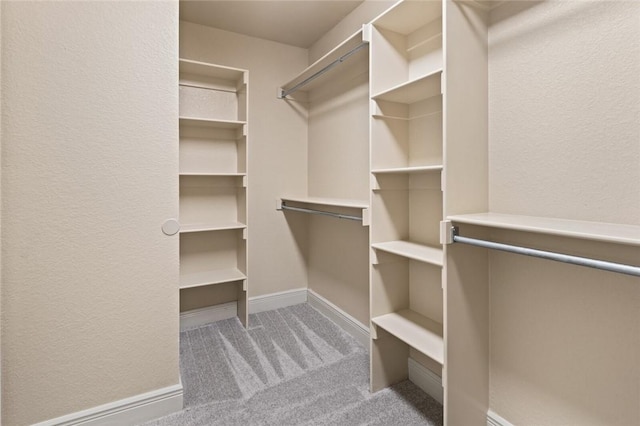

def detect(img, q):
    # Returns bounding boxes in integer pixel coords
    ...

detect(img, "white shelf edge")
[372,309,444,365]
[280,196,369,210]
[179,268,247,290]
[179,222,246,234]
[372,165,443,174]
[447,212,640,247]
[372,110,442,121]
[179,173,246,177]
[279,28,365,95]
[372,68,443,102]
[371,240,443,266]
[178,116,246,129]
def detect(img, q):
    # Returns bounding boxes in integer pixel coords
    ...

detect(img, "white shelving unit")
[369,0,446,398]
[178,58,249,327]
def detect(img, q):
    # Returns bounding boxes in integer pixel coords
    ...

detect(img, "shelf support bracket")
[440,220,454,245]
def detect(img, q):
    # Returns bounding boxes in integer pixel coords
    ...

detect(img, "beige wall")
[1,2,180,424]
[306,52,370,325]
[179,22,309,298]
[488,1,640,424]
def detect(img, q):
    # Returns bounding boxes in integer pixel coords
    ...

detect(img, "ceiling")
[180,1,364,48]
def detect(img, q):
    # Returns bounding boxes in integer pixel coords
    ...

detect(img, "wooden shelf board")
[447,212,640,247]
[281,196,369,210]
[279,29,365,96]
[372,240,443,266]
[372,70,442,104]
[179,172,246,177]
[179,116,246,129]
[180,222,246,233]
[179,59,246,81]
[372,165,443,174]
[180,268,246,290]
[372,0,442,35]
[372,309,444,364]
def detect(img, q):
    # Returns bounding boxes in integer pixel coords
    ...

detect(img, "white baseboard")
[407,357,443,404]
[248,287,307,313]
[307,289,369,349]
[487,410,515,426]
[180,301,237,331]
[33,383,183,426]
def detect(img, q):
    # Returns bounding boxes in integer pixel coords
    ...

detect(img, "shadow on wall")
[489,1,609,48]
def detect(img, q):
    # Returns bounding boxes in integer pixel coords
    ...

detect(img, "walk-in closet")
[2,1,639,425]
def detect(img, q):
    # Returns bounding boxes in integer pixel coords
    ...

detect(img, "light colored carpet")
[143,303,443,425]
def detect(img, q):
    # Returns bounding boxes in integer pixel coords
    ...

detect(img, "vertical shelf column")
[368,0,446,397]
[178,59,249,327]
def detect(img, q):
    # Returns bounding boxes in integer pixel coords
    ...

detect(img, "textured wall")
[488,1,640,424]
[489,0,640,223]
[179,22,310,298]
[1,2,179,424]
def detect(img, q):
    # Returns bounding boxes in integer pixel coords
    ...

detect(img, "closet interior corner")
[175,0,640,424]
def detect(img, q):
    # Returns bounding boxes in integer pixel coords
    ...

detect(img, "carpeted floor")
[143,303,443,425]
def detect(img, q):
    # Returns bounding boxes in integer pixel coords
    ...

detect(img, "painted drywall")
[306,53,370,325]
[489,0,640,224]
[179,22,309,299]
[488,1,640,424]
[1,2,180,424]
[309,0,397,62]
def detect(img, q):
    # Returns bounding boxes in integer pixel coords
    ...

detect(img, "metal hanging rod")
[451,227,640,277]
[281,204,362,222]
[278,41,369,99]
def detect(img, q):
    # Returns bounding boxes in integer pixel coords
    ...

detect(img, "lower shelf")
[180,268,246,290]
[372,309,444,364]
[372,240,443,266]
[180,222,246,233]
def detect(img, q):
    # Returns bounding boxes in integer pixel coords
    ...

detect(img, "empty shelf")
[372,309,444,364]
[179,116,246,129]
[279,29,366,97]
[372,70,442,104]
[372,240,443,266]
[179,172,246,177]
[180,268,246,290]
[179,59,245,81]
[447,212,640,247]
[280,196,369,209]
[180,222,246,233]
[372,165,443,174]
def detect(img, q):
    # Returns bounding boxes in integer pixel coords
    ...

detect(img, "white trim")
[180,301,237,331]
[487,410,515,426]
[307,289,369,349]
[248,287,307,313]
[33,383,183,426]
[407,357,443,404]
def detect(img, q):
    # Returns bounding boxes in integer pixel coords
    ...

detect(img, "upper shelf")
[372,165,443,175]
[280,196,368,210]
[372,70,442,104]
[371,0,442,35]
[447,213,640,247]
[179,116,246,130]
[278,28,368,99]
[179,59,246,91]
